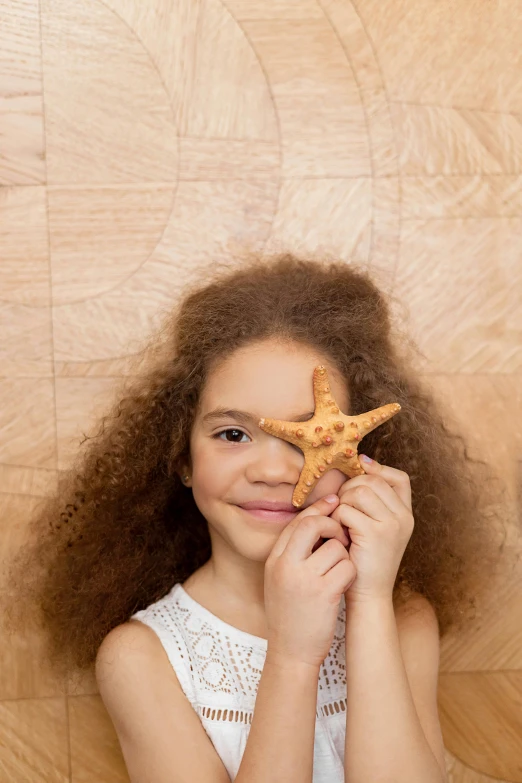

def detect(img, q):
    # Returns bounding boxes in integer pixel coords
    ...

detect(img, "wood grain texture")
[1,0,520,780]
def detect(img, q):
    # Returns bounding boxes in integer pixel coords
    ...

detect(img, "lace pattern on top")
[131,583,347,724]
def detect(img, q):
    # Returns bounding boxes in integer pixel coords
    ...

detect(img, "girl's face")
[181,339,351,563]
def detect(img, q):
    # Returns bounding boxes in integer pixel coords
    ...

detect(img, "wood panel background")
[1,0,521,780]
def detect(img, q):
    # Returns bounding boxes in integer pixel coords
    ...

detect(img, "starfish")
[258,365,402,508]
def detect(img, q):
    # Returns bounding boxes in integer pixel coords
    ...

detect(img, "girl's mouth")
[239,506,297,523]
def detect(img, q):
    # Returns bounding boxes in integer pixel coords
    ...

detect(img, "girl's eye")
[213,428,250,444]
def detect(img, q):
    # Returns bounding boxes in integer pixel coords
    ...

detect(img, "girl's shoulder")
[96,618,186,696]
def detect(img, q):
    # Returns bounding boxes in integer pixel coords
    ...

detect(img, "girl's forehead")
[200,352,349,417]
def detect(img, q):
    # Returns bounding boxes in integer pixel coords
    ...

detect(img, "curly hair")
[1,251,517,691]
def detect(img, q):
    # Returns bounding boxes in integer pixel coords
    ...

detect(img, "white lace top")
[130,583,347,782]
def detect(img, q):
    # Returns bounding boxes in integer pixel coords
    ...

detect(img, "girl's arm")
[235,650,320,783]
[344,597,448,783]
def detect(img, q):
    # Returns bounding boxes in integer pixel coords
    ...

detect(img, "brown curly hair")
[1,251,517,692]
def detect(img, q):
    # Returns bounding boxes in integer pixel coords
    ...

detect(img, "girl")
[2,253,512,782]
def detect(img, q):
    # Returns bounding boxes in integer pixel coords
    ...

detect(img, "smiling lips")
[239,500,297,513]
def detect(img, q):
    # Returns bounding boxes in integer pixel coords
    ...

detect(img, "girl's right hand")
[264,495,356,668]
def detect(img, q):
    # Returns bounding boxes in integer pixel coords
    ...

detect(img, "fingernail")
[325,494,338,503]
[360,454,373,463]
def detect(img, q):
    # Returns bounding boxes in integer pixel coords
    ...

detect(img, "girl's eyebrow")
[202,407,314,427]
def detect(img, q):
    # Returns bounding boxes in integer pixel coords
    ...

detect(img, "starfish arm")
[292,459,325,508]
[353,403,402,438]
[258,417,311,448]
[312,365,342,416]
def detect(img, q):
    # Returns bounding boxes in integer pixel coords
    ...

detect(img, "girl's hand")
[330,456,414,605]
[264,495,356,668]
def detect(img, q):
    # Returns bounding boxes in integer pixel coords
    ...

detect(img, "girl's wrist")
[265,648,321,673]
[344,593,394,614]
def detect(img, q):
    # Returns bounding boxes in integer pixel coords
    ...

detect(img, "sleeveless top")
[130,583,347,782]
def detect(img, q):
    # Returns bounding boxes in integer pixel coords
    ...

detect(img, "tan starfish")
[258,364,402,508]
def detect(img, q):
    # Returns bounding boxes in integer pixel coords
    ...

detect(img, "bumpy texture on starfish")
[258,365,402,508]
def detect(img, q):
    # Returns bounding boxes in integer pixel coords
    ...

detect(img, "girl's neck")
[182,566,269,640]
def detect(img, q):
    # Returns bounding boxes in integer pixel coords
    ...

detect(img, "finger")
[331,502,375,538]
[309,537,351,576]
[356,457,411,510]
[268,495,339,560]
[340,477,405,518]
[283,515,349,561]
[338,485,394,525]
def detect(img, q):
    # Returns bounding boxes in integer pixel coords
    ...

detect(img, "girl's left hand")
[329,456,415,605]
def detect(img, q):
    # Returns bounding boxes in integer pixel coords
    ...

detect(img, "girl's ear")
[179,467,191,485]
